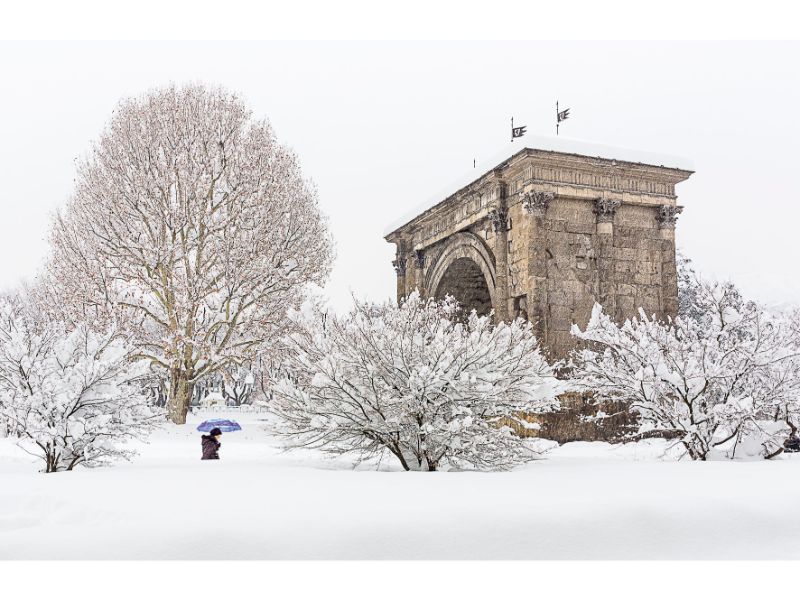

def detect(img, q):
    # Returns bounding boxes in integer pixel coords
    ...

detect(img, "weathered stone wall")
[506,393,639,444]
[511,196,679,358]
[535,197,599,356]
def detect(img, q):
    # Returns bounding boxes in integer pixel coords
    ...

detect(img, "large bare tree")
[44,84,333,423]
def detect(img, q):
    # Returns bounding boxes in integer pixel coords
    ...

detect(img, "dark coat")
[201,434,221,460]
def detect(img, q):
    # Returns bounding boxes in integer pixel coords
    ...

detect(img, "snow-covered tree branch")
[570,276,800,460]
[42,84,334,423]
[269,292,563,471]
[0,296,161,473]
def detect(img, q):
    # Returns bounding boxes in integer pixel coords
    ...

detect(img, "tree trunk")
[394,445,428,471]
[424,452,439,471]
[45,451,58,473]
[167,370,194,424]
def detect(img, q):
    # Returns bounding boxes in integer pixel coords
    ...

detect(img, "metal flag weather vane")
[511,117,526,142]
[556,101,570,135]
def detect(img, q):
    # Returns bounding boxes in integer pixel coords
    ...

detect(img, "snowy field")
[2,410,800,560]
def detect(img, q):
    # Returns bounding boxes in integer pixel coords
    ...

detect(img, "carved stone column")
[522,190,554,340]
[488,181,509,321]
[593,197,621,319]
[412,249,426,298]
[657,205,683,319]
[392,246,409,302]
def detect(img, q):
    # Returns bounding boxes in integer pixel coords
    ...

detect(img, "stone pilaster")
[657,205,683,319]
[522,190,554,341]
[412,249,426,298]
[392,245,409,301]
[488,182,510,321]
[593,197,621,320]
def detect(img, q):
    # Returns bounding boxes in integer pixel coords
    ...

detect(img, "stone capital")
[413,249,425,269]
[593,197,621,223]
[392,252,407,275]
[656,204,684,228]
[522,190,554,216]
[488,206,509,232]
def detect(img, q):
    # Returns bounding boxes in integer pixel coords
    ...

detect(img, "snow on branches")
[269,292,562,471]
[570,277,800,460]
[44,84,333,423]
[0,297,161,473]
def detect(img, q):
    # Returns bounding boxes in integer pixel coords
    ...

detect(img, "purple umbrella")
[196,418,242,433]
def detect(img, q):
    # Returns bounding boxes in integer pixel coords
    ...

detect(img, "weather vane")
[556,101,570,135]
[511,117,526,142]
[510,103,571,140]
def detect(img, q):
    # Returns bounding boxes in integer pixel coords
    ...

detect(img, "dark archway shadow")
[434,256,493,318]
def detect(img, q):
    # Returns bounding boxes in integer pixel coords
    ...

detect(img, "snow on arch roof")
[383,134,694,237]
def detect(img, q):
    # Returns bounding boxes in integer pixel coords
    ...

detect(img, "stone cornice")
[509,157,686,199]
[386,146,693,241]
[386,150,692,251]
[521,148,693,181]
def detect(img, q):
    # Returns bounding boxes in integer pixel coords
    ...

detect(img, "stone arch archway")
[434,257,494,316]
[425,232,497,315]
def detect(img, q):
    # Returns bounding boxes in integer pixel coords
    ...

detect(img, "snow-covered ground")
[2,410,799,560]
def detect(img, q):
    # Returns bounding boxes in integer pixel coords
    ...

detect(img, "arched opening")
[434,257,493,317]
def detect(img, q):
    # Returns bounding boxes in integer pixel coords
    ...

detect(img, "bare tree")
[269,293,562,471]
[44,84,333,423]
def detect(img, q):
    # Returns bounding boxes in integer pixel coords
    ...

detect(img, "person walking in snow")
[201,427,222,460]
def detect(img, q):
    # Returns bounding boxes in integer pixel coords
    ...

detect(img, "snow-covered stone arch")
[426,232,497,316]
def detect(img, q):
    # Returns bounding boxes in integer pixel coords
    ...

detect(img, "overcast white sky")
[1,41,798,312]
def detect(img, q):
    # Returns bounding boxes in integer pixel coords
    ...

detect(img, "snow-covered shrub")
[193,365,257,410]
[222,366,256,405]
[676,251,708,325]
[788,308,800,435]
[570,278,800,460]
[269,292,562,471]
[199,392,227,409]
[0,298,161,473]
